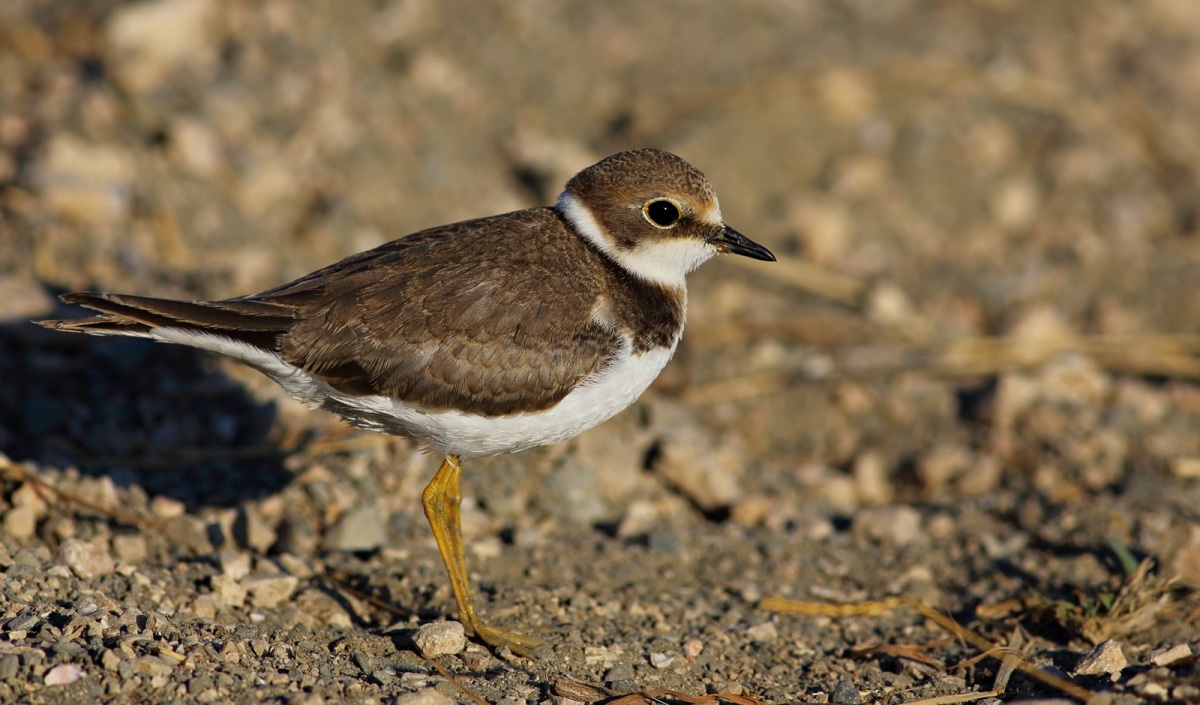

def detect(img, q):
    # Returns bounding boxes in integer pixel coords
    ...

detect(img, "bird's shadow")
[1,289,292,510]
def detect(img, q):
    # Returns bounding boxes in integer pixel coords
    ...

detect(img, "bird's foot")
[469,620,545,658]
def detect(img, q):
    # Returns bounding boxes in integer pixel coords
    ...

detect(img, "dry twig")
[428,660,490,705]
[0,454,157,528]
[760,594,1101,704]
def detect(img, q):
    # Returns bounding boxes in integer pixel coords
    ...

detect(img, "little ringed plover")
[39,148,776,654]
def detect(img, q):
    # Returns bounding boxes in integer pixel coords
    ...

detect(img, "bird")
[38,148,776,654]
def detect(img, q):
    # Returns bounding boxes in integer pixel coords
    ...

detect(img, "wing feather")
[268,209,621,415]
[40,208,624,417]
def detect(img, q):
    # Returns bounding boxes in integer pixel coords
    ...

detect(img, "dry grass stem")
[0,455,158,528]
[760,595,1101,704]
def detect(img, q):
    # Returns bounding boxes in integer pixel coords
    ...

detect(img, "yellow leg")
[421,454,542,655]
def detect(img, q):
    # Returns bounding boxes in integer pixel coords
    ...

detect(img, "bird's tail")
[37,292,295,350]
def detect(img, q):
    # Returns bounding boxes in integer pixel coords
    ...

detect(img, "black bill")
[712,225,776,262]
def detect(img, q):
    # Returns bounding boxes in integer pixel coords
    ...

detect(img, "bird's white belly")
[323,341,676,458]
[150,327,676,459]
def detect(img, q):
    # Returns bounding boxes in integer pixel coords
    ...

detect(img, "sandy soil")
[2,1,1199,703]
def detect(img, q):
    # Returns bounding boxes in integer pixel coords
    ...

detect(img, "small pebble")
[746,621,778,644]
[292,588,352,629]
[323,505,387,552]
[43,663,85,686]
[130,655,175,678]
[583,644,620,667]
[210,574,247,608]
[2,506,37,540]
[647,526,681,555]
[234,507,277,553]
[12,547,47,570]
[830,680,862,704]
[101,649,123,672]
[0,654,19,680]
[711,681,743,696]
[276,552,316,580]
[1170,457,1200,479]
[853,506,923,546]
[1175,683,1200,701]
[604,665,635,684]
[244,573,299,609]
[111,534,148,563]
[647,399,744,511]
[149,496,186,519]
[730,496,774,527]
[31,135,134,223]
[852,451,893,505]
[1161,523,1200,588]
[57,539,115,580]
[276,512,320,556]
[399,672,429,690]
[413,621,467,658]
[6,613,38,631]
[10,482,47,514]
[1135,679,1169,698]
[1073,639,1126,677]
[105,0,221,95]
[394,687,453,705]
[161,516,214,555]
[1150,643,1192,667]
[683,638,704,658]
[217,550,252,580]
[649,652,674,669]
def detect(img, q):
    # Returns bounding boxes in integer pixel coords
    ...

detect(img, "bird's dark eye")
[643,200,680,228]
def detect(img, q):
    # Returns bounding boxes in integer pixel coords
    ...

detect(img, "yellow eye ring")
[643,199,681,228]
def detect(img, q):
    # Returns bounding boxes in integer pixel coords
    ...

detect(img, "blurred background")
[2,1,1199,702]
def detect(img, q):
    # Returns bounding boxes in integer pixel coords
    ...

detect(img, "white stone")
[1170,457,1200,480]
[649,652,675,669]
[394,688,453,705]
[854,506,923,546]
[44,663,85,686]
[217,550,252,581]
[33,135,133,223]
[111,535,148,564]
[210,574,246,608]
[647,398,743,511]
[2,506,37,541]
[105,0,219,93]
[413,621,467,658]
[1150,643,1192,667]
[746,621,778,644]
[244,574,299,609]
[1073,640,1126,677]
[57,539,115,580]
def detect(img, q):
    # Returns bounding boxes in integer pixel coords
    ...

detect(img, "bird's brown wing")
[266,210,620,415]
[42,209,621,416]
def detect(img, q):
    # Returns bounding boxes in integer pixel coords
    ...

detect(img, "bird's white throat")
[556,191,717,288]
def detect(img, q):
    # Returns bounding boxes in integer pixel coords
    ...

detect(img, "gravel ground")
[3,1,1200,703]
